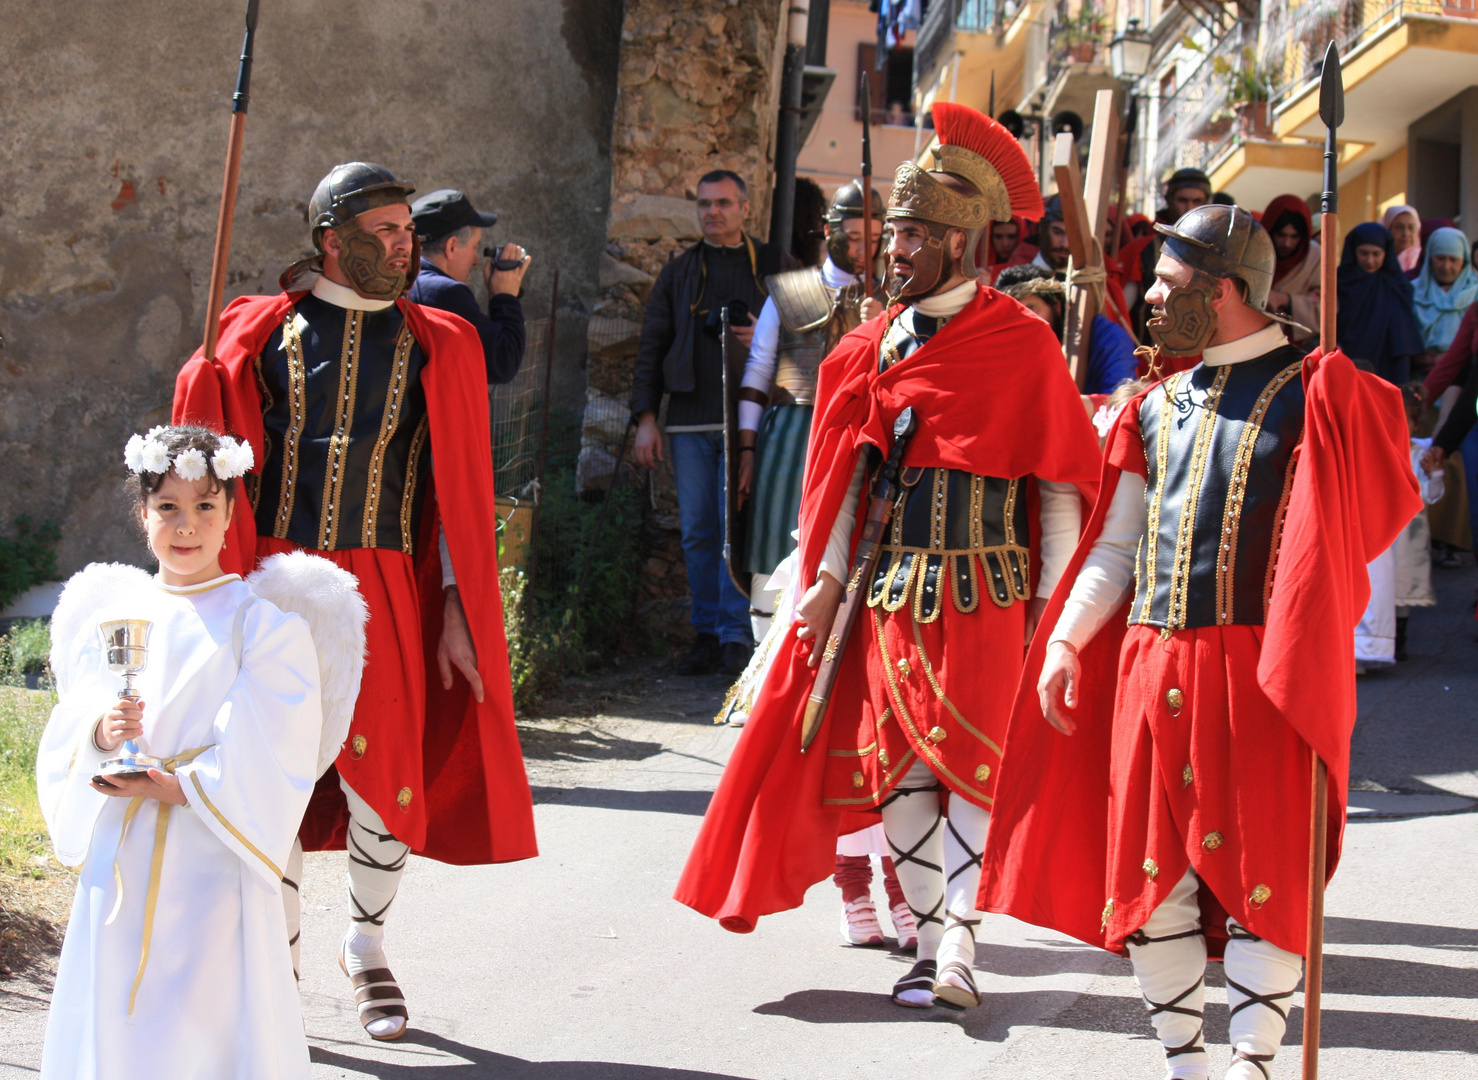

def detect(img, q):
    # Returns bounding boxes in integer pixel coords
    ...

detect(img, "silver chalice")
[94,619,163,783]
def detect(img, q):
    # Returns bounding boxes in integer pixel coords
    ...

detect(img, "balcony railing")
[1264,1,1478,106]
[1152,24,1252,182]
[914,0,1012,98]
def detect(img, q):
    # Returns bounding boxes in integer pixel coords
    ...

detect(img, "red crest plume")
[932,101,1044,220]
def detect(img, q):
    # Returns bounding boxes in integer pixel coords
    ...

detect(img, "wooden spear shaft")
[203,0,260,363]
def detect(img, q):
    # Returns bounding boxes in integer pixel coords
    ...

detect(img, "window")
[857,44,915,126]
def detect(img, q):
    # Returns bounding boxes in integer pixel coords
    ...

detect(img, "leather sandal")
[932,959,981,1010]
[891,958,938,1008]
[339,945,409,1041]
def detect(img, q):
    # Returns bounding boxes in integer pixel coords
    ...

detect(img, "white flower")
[145,425,170,441]
[139,439,170,474]
[174,447,208,482]
[211,437,254,480]
[123,434,147,473]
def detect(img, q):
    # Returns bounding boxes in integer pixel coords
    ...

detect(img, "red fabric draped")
[1263,194,1313,285]
[980,347,1419,954]
[674,284,1103,932]
[173,293,537,865]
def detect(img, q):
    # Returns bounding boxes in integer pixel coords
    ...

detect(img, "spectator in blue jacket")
[409,188,530,384]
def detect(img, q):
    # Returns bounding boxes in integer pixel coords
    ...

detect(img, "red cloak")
[674,284,1102,932]
[173,292,537,865]
[979,347,1421,956]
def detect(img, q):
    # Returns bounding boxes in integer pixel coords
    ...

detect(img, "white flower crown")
[124,427,254,482]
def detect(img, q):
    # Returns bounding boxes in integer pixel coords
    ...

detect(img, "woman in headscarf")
[1381,204,1421,275]
[1262,193,1321,344]
[1410,216,1456,280]
[1411,226,1478,363]
[1336,221,1425,385]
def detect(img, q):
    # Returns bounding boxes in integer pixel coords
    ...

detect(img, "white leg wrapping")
[937,793,989,990]
[881,762,946,1006]
[749,572,774,642]
[1126,868,1210,1080]
[341,778,410,943]
[1223,920,1302,1080]
[282,836,304,982]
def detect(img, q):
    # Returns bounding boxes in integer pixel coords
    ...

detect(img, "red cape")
[173,292,537,865]
[674,285,1103,932]
[979,347,1420,951]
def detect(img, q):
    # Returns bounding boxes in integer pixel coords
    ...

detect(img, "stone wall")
[0,0,623,574]
[584,0,786,640]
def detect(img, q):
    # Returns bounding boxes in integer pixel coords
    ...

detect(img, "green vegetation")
[1,619,52,682]
[0,685,55,882]
[0,516,62,612]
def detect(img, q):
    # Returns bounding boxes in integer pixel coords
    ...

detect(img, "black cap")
[410,189,498,242]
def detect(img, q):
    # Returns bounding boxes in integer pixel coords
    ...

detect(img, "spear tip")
[245,0,260,32]
[1319,41,1344,129]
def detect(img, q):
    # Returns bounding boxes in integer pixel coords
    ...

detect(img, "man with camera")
[409,188,531,385]
[630,170,794,676]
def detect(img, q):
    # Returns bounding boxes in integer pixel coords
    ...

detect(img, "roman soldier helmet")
[308,162,415,249]
[824,179,886,274]
[1154,204,1276,313]
[886,102,1044,291]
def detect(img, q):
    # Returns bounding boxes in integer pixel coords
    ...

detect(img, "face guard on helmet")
[280,162,419,298]
[1146,203,1309,356]
[824,179,886,276]
[884,103,1044,303]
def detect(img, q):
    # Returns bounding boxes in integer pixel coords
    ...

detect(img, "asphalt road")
[3,569,1476,1078]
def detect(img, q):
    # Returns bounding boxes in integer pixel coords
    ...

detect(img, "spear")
[203,0,261,364]
[1303,40,1343,1080]
[859,69,875,296]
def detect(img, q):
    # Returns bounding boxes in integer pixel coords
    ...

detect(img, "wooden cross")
[1053,88,1121,389]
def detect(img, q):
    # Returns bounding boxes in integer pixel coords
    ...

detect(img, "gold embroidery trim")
[400,415,431,554]
[871,607,994,804]
[1263,428,1304,615]
[273,314,308,539]
[1165,367,1230,631]
[318,310,363,551]
[828,740,879,758]
[188,772,284,879]
[1135,377,1179,622]
[823,748,917,805]
[1215,360,1303,624]
[361,323,416,548]
[1002,476,1020,545]
[911,616,1004,757]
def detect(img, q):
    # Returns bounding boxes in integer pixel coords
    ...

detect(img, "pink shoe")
[840,898,885,945]
[889,902,918,950]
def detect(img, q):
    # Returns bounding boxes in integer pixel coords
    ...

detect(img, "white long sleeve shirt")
[739,258,860,431]
[1048,322,1291,650]
[815,280,1082,596]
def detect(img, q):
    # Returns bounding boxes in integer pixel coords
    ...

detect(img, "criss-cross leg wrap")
[342,779,410,942]
[1126,868,1209,1080]
[1223,920,1302,1080]
[935,793,989,1001]
[880,761,946,966]
[282,837,304,982]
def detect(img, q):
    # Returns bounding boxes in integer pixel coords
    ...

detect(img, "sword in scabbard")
[1303,40,1343,1080]
[202,0,261,365]
[800,407,919,751]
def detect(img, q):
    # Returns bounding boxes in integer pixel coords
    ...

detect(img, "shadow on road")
[517,727,665,764]
[532,786,712,815]
[1325,915,1478,951]
[311,1029,758,1078]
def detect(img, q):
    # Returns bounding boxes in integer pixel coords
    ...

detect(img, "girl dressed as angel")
[38,425,365,1080]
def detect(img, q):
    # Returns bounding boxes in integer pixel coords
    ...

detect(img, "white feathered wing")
[247,552,368,777]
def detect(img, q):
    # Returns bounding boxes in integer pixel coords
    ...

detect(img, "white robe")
[37,569,321,1080]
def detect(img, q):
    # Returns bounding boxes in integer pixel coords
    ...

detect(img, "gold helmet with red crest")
[887,103,1043,293]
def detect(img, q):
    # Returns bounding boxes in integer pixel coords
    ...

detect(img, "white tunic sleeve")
[36,630,116,867]
[739,297,783,432]
[1048,474,1148,650]
[176,601,323,887]
[1036,480,1083,598]
[817,456,868,583]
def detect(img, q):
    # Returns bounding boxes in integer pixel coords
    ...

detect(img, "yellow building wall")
[797,0,918,196]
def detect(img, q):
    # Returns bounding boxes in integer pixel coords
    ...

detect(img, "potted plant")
[1060,5,1107,63]
[1213,47,1274,139]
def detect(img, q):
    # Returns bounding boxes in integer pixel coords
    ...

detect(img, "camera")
[703,299,751,338]
[483,243,526,271]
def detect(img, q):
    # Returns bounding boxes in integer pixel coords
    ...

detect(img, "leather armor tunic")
[253,294,432,555]
[1130,345,1306,630]
[865,308,1032,620]
[766,266,868,406]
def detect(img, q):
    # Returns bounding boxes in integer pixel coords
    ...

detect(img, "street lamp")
[1110,18,1154,81]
